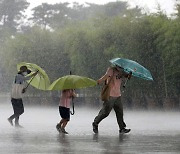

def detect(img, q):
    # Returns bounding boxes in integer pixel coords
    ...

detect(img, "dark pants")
[9,98,24,125]
[59,106,70,121]
[93,96,126,130]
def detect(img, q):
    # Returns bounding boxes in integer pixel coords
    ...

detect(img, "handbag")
[101,75,113,101]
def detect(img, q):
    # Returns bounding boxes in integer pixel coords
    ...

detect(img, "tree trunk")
[162,57,168,98]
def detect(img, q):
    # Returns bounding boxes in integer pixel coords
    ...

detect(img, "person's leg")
[8,98,18,126]
[8,114,15,126]
[93,99,113,133]
[15,116,19,126]
[61,119,68,129]
[56,119,68,133]
[14,99,24,127]
[18,99,24,116]
[57,119,66,128]
[114,97,130,133]
[56,119,62,132]
[114,97,126,129]
[59,119,69,134]
[56,106,62,131]
[94,100,113,125]
[59,119,63,126]
[57,107,70,134]
[60,107,70,134]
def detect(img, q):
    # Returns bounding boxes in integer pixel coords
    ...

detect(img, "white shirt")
[11,73,31,99]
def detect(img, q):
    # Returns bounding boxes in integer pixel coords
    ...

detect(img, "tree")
[1,26,71,89]
[30,3,53,29]
[174,0,180,18]
[0,0,29,33]
[30,3,71,29]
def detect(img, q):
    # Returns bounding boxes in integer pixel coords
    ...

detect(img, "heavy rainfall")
[0,0,179,154]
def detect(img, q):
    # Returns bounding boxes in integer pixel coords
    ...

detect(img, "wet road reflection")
[0,104,180,153]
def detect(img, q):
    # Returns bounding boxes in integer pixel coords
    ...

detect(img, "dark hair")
[20,66,27,72]
[27,69,31,74]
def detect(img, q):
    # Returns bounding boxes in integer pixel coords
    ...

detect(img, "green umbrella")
[48,75,97,90]
[17,62,50,90]
[48,75,96,115]
[110,58,153,81]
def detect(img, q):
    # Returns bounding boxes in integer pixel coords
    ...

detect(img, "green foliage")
[0,0,29,33]
[0,1,179,108]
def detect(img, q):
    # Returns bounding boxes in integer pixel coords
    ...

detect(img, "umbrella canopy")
[110,58,153,80]
[17,62,50,90]
[48,75,97,90]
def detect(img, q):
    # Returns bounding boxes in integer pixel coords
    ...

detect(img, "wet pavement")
[0,103,180,154]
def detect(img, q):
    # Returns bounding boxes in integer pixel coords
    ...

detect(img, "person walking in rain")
[56,89,76,134]
[92,66,132,134]
[8,66,37,127]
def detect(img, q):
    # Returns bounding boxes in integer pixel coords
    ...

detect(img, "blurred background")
[0,0,179,110]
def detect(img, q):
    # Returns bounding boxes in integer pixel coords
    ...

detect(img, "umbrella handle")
[123,72,132,88]
[69,70,74,115]
[123,78,128,88]
[70,98,75,115]
[24,70,39,90]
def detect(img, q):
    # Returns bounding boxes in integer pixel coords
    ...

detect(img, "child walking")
[56,89,76,134]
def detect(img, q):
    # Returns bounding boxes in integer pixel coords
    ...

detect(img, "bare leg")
[15,116,19,126]
[61,119,69,134]
[59,119,63,127]
[8,114,15,126]
[56,119,62,131]
[61,119,68,129]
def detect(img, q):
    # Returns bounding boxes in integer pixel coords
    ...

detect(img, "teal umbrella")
[110,58,153,81]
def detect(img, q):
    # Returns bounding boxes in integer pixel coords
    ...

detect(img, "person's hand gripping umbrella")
[17,62,50,91]
[110,58,153,87]
[48,74,97,115]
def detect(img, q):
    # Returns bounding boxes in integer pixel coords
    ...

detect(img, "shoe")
[119,128,131,134]
[92,122,98,134]
[61,128,68,134]
[8,118,13,126]
[56,123,61,132]
[15,124,23,128]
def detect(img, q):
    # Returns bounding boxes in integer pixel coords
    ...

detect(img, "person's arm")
[70,90,77,98]
[24,71,38,81]
[97,67,112,84]
[22,72,38,93]
[122,70,132,79]
[72,92,77,98]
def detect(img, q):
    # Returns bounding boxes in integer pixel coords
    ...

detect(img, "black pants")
[9,98,24,125]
